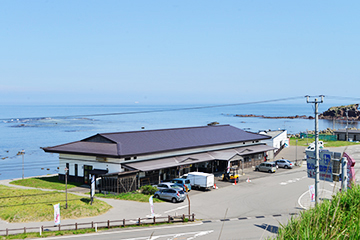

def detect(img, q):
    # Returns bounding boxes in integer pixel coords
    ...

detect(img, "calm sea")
[0,103,357,180]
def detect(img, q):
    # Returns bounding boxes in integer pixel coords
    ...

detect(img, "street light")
[21,150,25,179]
[64,167,68,209]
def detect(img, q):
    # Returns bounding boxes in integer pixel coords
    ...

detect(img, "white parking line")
[164,205,188,213]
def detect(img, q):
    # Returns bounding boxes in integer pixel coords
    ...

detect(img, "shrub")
[140,185,158,195]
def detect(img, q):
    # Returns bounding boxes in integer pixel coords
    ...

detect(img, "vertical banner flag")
[149,196,154,216]
[91,175,95,198]
[343,152,356,189]
[309,185,315,202]
[54,203,61,225]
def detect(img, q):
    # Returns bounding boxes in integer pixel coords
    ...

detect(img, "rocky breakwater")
[234,114,313,119]
[319,104,360,120]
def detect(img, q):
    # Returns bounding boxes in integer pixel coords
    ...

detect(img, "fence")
[0,214,195,237]
[299,133,337,141]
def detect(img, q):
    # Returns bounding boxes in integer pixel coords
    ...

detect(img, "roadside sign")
[306,150,334,182]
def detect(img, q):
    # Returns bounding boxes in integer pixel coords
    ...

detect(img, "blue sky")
[1,1,359,105]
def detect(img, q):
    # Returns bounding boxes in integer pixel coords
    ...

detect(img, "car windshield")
[179,190,185,194]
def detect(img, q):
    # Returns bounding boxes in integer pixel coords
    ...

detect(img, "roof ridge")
[100,124,231,135]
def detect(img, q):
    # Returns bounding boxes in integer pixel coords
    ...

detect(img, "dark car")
[154,188,187,203]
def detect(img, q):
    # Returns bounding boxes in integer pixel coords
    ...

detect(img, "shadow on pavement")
[254,223,279,234]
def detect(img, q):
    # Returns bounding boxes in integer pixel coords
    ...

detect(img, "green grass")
[95,192,164,203]
[0,185,111,223]
[290,137,359,147]
[10,176,83,190]
[275,184,360,239]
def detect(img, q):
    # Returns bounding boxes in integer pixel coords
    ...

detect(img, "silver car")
[275,159,294,169]
[154,189,187,203]
[255,162,276,173]
[154,182,183,191]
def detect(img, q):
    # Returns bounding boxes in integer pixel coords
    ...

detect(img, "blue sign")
[306,151,333,182]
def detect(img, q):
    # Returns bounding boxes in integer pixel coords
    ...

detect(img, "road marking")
[164,205,188,213]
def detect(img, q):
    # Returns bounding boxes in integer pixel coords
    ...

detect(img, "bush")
[140,185,158,195]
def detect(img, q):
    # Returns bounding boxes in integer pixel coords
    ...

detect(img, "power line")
[0,96,304,121]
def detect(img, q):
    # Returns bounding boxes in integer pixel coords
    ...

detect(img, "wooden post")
[75,222,78,230]
[6,228,8,236]
[91,221,94,229]
[192,213,195,221]
[24,227,26,234]
[182,214,185,222]
[138,218,141,226]
[153,216,156,224]
[123,219,125,227]
[107,220,110,229]
[58,224,61,231]
[168,215,171,223]
[41,226,44,234]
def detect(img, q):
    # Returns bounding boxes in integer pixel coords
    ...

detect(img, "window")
[125,157,131,160]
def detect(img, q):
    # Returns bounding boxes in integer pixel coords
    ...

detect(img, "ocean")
[0,103,357,180]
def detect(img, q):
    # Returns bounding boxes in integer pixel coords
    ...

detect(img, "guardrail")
[0,214,195,236]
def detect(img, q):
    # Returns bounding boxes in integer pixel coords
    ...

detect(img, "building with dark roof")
[334,129,360,141]
[43,125,275,192]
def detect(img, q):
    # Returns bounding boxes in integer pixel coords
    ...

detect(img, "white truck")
[186,172,214,190]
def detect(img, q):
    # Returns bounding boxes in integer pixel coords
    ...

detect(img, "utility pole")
[306,95,324,206]
[65,167,68,209]
[346,108,349,141]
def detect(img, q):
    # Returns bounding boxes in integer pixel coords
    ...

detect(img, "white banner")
[91,175,95,198]
[54,203,61,225]
[309,185,315,202]
[149,196,154,216]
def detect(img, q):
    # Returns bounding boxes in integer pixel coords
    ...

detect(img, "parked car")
[154,188,187,203]
[255,162,276,173]
[154,182,183,190]
[275,159,294,169]
[170,178,191,191]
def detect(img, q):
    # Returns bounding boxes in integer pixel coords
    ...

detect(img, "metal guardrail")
[0,214,195,236]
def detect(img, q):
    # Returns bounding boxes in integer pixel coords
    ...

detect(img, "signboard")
[54,203,61,225]
[344,152,356,189]
[149,196,154,216]
[306,150,333,182]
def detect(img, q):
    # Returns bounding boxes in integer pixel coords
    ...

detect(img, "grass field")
[0,185,111,223]
[10,176,83,190]
[290,138,360,148]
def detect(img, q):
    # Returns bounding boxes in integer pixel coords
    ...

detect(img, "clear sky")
[1,1,359,105]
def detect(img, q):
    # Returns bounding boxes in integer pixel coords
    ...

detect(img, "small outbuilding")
[334,129,360,141]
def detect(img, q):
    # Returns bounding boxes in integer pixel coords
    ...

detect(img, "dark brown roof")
[43,125,270,157]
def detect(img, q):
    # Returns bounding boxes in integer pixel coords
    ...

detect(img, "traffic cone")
[234,179,237,185]
[246,177,251,183]
[213,183,216,189]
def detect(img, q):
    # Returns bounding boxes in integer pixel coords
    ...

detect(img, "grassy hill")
[275,184,360,239]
